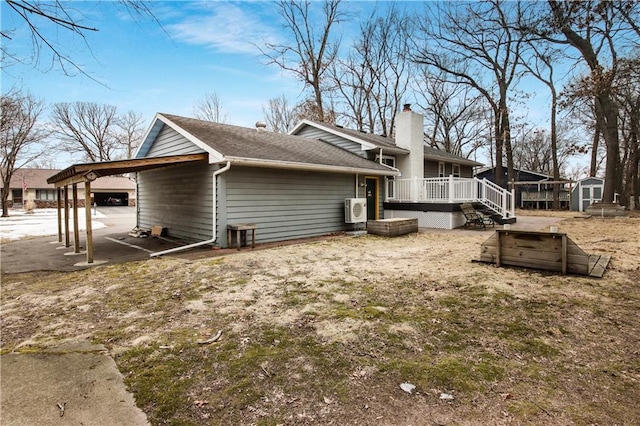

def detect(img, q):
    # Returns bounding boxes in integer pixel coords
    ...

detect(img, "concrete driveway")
[1,207,200,274]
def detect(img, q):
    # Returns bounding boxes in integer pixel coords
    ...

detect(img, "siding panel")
[225,167,355,245]
[138,162,214,242]
[295,127,366,157]
[146,125,207,157]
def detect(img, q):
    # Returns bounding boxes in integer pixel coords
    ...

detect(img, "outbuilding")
[571,177,605,212]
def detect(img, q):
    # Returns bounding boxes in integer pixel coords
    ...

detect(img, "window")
[375,155,396,169]
[36,189,57,201]
[438,162,445,177]
[452,164,461,178]
[376,155,396,199]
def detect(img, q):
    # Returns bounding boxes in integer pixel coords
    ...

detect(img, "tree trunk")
[550,94,560,209]
[1,185,9,217]
[502,105,515,191]
[597,94,621,203]
[494,115,504,187]
[590,124,600,177]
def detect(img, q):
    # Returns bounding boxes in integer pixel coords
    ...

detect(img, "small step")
[494,216,517,225]
[471,202,516,225]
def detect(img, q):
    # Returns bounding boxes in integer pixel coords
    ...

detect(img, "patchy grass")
[2,215,640,424]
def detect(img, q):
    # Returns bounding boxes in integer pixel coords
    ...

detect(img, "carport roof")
[46,153,209,187]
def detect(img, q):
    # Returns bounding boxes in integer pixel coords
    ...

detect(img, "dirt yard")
[2,211,639,425]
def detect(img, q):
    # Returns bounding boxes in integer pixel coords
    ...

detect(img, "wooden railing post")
[64,185,70,247]
[85,181,93,264]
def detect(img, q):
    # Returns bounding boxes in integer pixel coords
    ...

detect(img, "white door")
[580,184,602,211]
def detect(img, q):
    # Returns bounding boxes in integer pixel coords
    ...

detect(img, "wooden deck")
[474,229,610,277]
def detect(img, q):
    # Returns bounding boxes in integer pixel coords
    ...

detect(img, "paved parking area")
[0,207,201,274]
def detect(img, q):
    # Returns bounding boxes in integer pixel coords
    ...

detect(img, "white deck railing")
[386,176,515,218]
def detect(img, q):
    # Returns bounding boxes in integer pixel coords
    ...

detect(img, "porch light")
[84,170,98,182]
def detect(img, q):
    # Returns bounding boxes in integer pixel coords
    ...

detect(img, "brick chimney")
[394,104,424,179]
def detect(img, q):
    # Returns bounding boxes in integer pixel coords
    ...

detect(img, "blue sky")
[1,1,582,171]
[2,1,321,129]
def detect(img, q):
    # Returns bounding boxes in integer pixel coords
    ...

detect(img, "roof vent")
[255,121,267,131]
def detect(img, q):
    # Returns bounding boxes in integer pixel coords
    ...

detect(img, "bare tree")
[415,69,488,158]
[262,95,300,133]
[331,4,413,136]
[1,90,48,216]
[520,41,564,207]
[50,102,121,162]
[293,97,337,125]
[414,0,525,187]
[193,92,228,123]
[260,0,345,123]
[559,87,604,177]
[529,0,640,203]
[512,124,582,178]
[1,1,160,81]
[115,111,146,159]
[615,56,640,209]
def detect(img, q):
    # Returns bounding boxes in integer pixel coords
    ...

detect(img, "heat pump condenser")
[345,198,367,223]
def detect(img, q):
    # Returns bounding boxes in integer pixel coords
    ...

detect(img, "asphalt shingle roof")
[298,120,482,167]
[11,168,135,190]
[160,114,396,174]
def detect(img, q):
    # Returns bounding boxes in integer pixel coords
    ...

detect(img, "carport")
[46,153,208,265]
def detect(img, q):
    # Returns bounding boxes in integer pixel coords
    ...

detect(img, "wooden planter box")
[474,229,610,277]
[367,218,418,237]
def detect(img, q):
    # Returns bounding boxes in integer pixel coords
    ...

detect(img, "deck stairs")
[472,202,516,225]
[472,178,516,224]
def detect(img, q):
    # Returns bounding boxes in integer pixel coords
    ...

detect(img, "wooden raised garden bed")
[474,229,610,277]
[367,218,418,237]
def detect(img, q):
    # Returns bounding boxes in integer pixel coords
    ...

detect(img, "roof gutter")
[225,156,399,176]
[379,148,402,176]
[150,161,231,257]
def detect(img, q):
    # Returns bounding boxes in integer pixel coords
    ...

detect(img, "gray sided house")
[135,113,398,248]
[475,167,571,210]
[291,108,490,229]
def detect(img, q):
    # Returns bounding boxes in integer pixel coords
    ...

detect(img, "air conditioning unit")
[345,198,367,223]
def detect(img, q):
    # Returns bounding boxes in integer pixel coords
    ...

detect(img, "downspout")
[150,161,231,257]
[378,148,401,202]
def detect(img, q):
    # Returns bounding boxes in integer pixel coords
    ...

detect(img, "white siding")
[224,167,355,245]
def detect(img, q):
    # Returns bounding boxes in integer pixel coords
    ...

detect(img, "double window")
[36,189,57,200]
[439,162,461,178]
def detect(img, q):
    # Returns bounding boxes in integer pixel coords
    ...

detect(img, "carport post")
[72,183,80,253]
[64,185,70,247]
[57,187,62,242]
[84,181,94,264]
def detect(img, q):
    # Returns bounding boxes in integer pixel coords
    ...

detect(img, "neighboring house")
[7,168,136,208]
[475,167,571,210]
[571,177,605,212]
